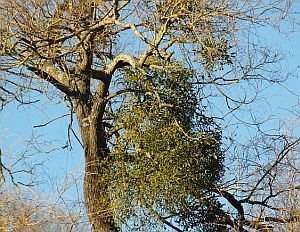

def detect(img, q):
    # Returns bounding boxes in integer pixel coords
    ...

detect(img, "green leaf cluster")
[103,60,224,230]
[197,37,234,71]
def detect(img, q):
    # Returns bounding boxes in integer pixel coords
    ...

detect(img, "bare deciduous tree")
[0,0,298,231]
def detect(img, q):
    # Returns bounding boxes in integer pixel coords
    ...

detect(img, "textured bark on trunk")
[83,144,116,232]
[75,100,118,232]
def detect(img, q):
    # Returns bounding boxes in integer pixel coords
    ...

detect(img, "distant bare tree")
[0,188,89,232]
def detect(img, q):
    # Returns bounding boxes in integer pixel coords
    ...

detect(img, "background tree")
[0,188,89,232]
[0,0,299,231]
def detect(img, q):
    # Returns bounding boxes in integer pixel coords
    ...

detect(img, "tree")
[0,0,298,231]
[0,188,88,231]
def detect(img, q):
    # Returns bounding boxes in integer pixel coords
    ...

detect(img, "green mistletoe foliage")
[102,59,225,231]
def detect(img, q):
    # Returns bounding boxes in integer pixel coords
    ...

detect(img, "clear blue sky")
[0,1,299,226]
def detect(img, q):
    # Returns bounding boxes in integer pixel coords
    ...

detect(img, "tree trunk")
[75,100,118,232]
[84,145,116,232]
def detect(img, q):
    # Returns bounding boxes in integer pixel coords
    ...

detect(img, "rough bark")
[75,95,117,231]
[83,132,116,232]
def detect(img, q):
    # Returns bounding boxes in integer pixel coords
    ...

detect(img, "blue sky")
[0,1,299,228]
